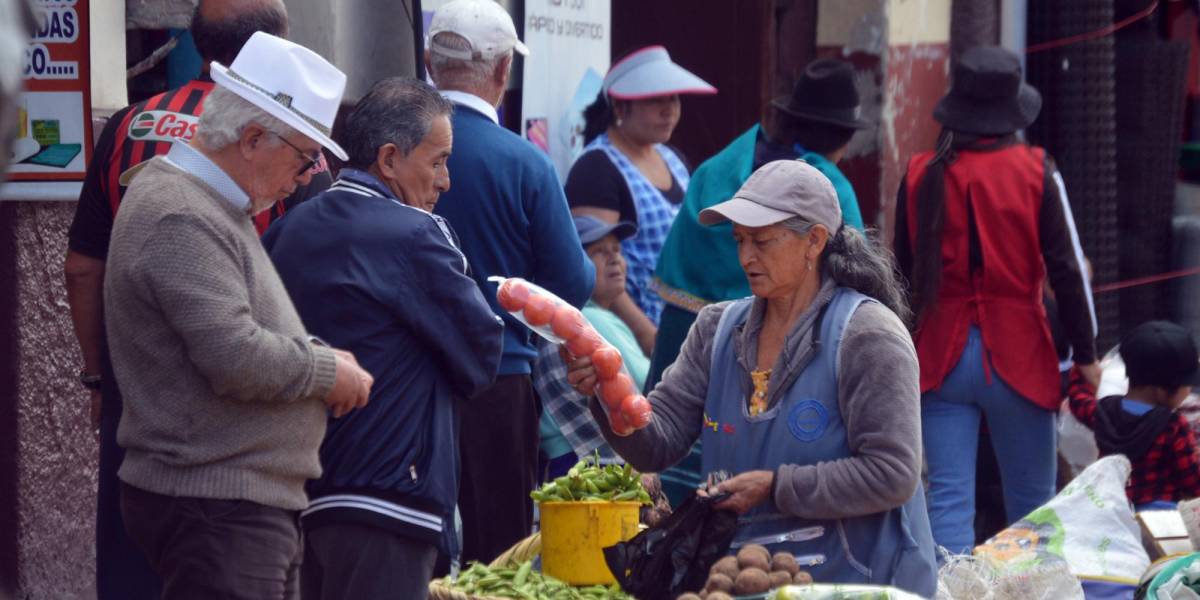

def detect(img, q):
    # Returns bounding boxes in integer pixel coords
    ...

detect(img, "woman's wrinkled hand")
[562,346,598,397]
[710,470,774,514]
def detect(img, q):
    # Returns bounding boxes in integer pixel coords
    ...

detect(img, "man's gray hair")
[197,85,298,150]
[779,216,911,323]
[342,77,453,170]
[428,31,510,90]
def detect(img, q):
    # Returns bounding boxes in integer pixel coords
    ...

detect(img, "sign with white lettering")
[520,0,609,182]
[7,0,93,181]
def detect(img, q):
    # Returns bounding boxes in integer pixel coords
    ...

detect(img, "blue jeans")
[922,327,1058,555]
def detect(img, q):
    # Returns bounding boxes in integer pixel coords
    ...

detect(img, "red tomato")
[610,412,634,436]
[497,279,531,312]
[523,295,556,326]
[550,306,586,341]
[621,394,653,429]
[592,345,623,381]
[599,373,636,408]
[565,328,603,357]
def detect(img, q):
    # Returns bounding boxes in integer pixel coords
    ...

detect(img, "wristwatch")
[79,371,102,391]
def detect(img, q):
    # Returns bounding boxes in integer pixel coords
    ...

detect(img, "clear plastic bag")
[490,276,651,435]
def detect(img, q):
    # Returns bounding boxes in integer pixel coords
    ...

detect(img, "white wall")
[90,0,127,111]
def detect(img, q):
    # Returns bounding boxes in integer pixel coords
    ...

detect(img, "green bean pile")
[441,561,634,599]
[529,457,651,504]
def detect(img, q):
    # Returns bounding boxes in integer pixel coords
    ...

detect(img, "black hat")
[771,58,871,130]
[934,46,1042,136]
[1120,321,1200,389]
[573,215,638,246]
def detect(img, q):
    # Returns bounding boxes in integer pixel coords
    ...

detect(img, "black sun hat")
[934,45,1042,136]
[771,58,871,130]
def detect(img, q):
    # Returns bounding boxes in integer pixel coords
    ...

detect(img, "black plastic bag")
[603,492,738,599]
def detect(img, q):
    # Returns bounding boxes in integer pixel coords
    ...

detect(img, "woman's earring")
[616,117,624,127]
[807,259,814,271]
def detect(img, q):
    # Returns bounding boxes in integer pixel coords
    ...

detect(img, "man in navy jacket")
[426,0,595,564]
[264,78,503,600]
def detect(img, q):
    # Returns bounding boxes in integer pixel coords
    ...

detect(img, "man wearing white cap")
[103,32,373,599]
[425,0,596,564]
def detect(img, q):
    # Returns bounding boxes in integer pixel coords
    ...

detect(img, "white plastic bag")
[935,553,1085,600]
[975,455,1149,584]
[770,583,926,600]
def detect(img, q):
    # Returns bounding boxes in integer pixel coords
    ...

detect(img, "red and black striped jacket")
[1067,367,1200,505]
[68,78,330,259]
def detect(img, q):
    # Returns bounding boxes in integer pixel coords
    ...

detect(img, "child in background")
[1068,320,1200,509]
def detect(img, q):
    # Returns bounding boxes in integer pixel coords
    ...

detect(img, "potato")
[734,567,772,595]
[793,570,814,585]
[769,570,793,589]
[736,545,771,571]
[706,593,734,600]
[771,551,800,575]
[709,555,740,580]
[705,572,734,593]
[675,594,703,600]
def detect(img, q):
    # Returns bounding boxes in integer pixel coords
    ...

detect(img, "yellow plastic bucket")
[539,501,641,585]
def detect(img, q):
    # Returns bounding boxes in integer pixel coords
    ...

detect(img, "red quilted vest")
[905,144,1061,410]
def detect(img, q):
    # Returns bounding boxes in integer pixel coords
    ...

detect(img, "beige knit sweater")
[104,157,338,510]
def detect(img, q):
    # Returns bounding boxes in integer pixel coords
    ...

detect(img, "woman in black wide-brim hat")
[892,46,1101,556]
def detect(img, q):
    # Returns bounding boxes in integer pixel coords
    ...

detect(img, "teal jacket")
[653,125,864,311]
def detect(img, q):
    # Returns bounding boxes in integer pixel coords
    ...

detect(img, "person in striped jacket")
[63,2,329,597]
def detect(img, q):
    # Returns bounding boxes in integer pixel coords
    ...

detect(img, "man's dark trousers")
[457,374,539,563]
[301,523,438,600]
[97,369,161,599]
[120,483,303,600]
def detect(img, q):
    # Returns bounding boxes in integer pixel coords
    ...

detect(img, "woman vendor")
[566,159,937,596]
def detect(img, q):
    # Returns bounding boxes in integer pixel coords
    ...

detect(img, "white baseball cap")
[428,0,530,61]
[210,32,348,160]
[603,46,716,100]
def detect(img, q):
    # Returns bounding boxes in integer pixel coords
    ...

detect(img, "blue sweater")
[434,103,595,375]
[263,170,504,550]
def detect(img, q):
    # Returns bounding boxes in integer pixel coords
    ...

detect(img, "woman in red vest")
[894,46,1101,555]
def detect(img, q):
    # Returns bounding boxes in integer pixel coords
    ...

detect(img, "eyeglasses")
[272,132,321,176]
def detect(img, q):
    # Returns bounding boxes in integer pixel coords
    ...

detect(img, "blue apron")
[701,289,937,598]
[588,134,689,325]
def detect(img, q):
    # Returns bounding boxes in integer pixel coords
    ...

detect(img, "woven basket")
[428,534,543,600]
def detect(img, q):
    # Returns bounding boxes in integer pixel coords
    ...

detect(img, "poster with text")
[520,0,609,182]
[8,0,93,181]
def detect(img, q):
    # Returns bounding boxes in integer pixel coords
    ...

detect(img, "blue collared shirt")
[163,140,251,212]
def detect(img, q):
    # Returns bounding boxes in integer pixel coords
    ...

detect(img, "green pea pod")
[512,560,531,587]
[613,489,638,501]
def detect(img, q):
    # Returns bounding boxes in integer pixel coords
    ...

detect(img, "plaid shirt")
[586,135,689,325]
[1067,368,1200,504]
[532,337,620,463]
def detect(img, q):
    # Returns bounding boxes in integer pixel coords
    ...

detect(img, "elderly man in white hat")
[103,32,373,599]
[424,0,596,565]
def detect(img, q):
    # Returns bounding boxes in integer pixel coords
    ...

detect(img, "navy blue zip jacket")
[263,170,504,550]
[433,100,595,375]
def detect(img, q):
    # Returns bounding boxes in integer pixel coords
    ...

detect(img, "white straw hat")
[209,32,348,160]
[428,0,529,60]
[602,46,716,100]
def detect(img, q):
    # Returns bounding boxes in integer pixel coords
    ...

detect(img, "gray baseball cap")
[698,159,842,231]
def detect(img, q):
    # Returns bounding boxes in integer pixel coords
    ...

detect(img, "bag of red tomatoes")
[490,276,653,436]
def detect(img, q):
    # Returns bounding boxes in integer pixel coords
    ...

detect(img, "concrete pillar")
[1,0,130,597]
[284,0,418,102]
[813,0,951,237]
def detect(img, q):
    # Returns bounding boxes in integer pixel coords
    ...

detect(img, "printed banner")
[7,0,93,181]
[520,0,609,181]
